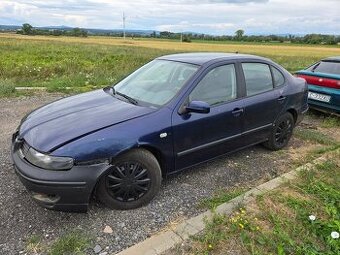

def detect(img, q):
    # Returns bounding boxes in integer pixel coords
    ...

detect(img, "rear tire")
[96,149,162,210]
[263,112,294,151]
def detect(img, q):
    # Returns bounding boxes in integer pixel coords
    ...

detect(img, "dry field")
[1,33,340,96]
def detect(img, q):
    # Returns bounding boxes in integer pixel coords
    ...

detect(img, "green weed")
[294,129,336,146]
[322,117,340,128]
[0,80,17,97]
[26,235,44,254]
[49,231,91,255]
[199,188,247,210]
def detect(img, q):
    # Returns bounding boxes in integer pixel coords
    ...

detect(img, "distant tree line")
[154,29,340,45]
[17,23,88,37]
[13,24,340,45]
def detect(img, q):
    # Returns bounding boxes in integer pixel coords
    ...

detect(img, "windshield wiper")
[104,86,138,105]
[116,91,138,105]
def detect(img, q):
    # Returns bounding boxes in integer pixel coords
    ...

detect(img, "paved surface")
[0,95,319,254]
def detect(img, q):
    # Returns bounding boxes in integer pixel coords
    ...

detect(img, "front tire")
[96,149,162,210]
[263,112,294,151]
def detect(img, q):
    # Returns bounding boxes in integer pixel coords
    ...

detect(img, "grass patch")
[199,188,247,210]
[308,144,340,158]
[26,235,44,254]
[321,116,340,128]
[26,231,91,255]
[0,80,18,97]
[187,151,340,255]
[0,36,172,95]
[294,129,336,146]
[49,231,91,255]
[1,33,340,96]
[290,143,340,170]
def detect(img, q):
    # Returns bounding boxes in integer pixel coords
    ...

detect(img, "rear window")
[308,61,340,75]
[242,63,273,96]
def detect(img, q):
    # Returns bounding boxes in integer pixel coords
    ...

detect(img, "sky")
[0,0,339,35]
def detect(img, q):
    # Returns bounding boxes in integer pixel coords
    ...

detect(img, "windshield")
[114,60,199,106]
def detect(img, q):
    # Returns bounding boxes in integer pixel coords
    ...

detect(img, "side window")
[242,63,273,96]
[189,64,237,106]
[271,66,285,87]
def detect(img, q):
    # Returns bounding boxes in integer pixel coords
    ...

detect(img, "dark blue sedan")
[11,53,308,212]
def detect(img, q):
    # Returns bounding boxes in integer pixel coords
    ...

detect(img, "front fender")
[51,125,138,163]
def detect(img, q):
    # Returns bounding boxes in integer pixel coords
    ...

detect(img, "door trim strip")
[177,123,272,157]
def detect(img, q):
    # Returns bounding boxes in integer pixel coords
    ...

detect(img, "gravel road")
[0,94,324,255]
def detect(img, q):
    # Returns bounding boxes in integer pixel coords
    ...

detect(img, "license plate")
[308,92,331,103]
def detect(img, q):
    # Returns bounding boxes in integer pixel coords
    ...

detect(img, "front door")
[172,63,245,170]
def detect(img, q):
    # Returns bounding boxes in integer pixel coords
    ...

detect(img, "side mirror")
[185,101,210,114]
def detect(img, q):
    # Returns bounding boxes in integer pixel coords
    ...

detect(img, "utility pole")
[123,12,126,40]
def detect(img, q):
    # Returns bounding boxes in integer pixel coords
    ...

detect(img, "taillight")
[296,74,340,89]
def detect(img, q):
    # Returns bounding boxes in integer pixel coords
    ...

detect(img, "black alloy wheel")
[106,162,151,202]
[96,149,162,210]
[263,112,295,151]
[274,117,293,147]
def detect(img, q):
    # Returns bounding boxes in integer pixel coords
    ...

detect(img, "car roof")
[322,56,340,62]
[157,52,269,65]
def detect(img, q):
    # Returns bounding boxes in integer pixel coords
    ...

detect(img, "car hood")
[19,89,155,152]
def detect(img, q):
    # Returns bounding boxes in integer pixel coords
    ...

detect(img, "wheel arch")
[91,144,166,203]
[137,145,167,177]
[287,108,298,124]
[98,144,167,179]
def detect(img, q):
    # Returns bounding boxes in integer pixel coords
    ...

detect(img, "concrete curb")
[15,87,47,90]
[115,155,329,255]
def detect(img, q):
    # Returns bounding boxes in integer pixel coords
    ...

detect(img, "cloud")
[22,0,111,11]
[156,22,235,32]
[0,0,339,35]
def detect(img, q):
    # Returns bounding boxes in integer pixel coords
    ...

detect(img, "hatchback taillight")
[297,74,340,89]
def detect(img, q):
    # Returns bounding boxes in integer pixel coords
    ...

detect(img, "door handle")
[277,96,286,103]
[232,108,244,116]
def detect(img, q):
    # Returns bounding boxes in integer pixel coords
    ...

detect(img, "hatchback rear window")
[308,61,340,75]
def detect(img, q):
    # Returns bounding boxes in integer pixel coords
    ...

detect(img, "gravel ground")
[0,95,327,255]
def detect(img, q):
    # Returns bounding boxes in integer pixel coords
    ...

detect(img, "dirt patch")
[285,139,321,162]
[318,127,340,142]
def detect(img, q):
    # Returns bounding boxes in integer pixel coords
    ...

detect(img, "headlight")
[25,147,74,170]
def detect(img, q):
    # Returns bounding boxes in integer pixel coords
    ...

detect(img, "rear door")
[239,62,287,144]
[172,62,245,170]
